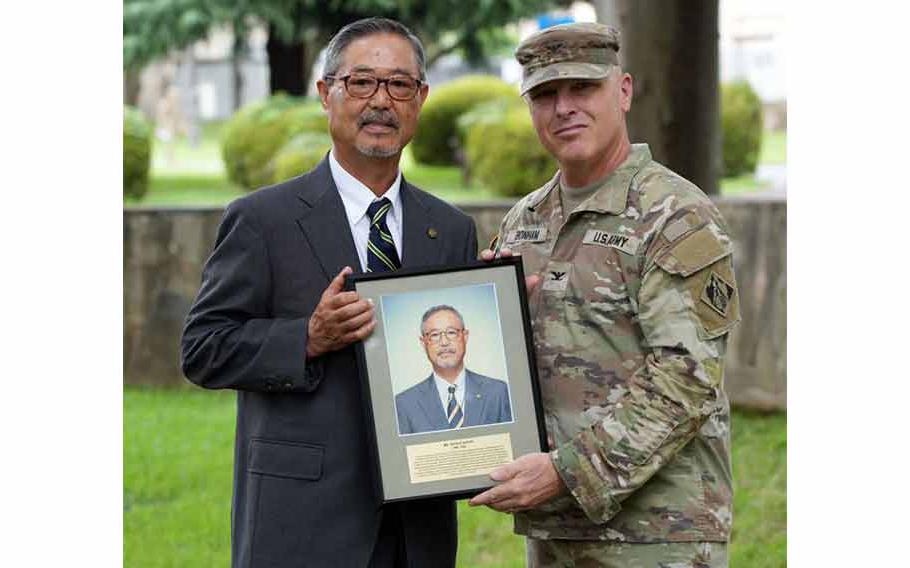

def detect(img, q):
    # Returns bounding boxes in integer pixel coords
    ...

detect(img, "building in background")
[720,0,786,130]
[133,24,270,131]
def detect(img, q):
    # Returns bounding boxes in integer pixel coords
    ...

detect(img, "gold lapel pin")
[427,228,438,239]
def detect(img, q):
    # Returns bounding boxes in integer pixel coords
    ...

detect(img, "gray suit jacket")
[395,369,513,435]
[181,157,477,568]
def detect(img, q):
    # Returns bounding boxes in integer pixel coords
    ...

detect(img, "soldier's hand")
[479,248,541,296]
[306,266,376,358]
[479,247,514,261]
[468,452,565,513]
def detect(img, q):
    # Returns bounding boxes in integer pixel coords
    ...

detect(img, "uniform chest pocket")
[537,257,636,337]
[572,241,641,318]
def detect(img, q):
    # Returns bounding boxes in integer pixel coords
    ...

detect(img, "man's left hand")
[468,452,565,512]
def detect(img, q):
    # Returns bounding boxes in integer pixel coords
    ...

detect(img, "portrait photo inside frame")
[347,258,546,503]
[380,282,515,437]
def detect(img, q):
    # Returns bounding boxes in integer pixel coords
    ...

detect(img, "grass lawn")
[760,129,787,165]
[720,174,769,196]
[125,174,245,207]
[124,387,786,567]
[126,124,785,207]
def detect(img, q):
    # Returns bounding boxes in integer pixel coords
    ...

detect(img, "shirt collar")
[433,368,466,396]
[528,143,652,217]
[329,149,403,226]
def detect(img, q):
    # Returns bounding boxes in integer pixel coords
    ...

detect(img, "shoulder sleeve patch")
[691,256,741,338]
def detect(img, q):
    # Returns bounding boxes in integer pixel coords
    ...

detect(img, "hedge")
[722,81,764,177]
[463,108,557,198]
[411,75,519,166]
[221,95,328,190]
[272,132,333,184]
[123,106,153,200]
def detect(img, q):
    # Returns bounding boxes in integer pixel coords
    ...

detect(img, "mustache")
[358,110,399,129]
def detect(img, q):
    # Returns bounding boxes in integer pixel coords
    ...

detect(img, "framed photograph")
[347,256,547,503]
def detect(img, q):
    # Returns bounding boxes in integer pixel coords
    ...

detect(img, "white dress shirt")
[433,368,466,415]
[328,150,404,271]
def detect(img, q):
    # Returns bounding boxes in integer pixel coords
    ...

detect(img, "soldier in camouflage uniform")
[469,23,741,567]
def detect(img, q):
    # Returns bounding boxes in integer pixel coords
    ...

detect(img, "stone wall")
[124,196,786,410]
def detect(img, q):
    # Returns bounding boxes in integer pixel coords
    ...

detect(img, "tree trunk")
[267,25,307,96]
[181,49,200,147]
[301,35,325,96]
[600,0,721,195]
[124,68,141,107]
[231,37,245,111]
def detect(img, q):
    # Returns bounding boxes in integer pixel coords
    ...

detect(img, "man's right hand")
[306,266,376,358]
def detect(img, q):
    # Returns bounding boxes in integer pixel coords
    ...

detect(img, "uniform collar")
[527,144,652,217]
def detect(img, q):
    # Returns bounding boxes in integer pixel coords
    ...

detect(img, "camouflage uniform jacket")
[494,144,740,542]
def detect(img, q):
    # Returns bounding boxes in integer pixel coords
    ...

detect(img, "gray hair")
[323,17,427,81]
[420,305,465,334]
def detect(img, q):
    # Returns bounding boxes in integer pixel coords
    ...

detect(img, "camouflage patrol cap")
[515,22,620,96]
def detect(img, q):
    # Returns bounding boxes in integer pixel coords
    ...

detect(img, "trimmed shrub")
[464,108,557,197]
[273,132,333,184]
[123,106,153,199]
[721,80,764,177]
[456,97,526,138]
[221,95,328,190]
[411,75,520,166]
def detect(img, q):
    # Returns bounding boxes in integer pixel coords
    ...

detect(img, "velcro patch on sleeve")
[582,230,640,255]
[654,225,730,277]
[505,226,548,244]
[662,218,692,242]
[653,223,740,338]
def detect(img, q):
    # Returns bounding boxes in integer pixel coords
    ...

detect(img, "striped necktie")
[366,197,401,273]
[446,385,464,429]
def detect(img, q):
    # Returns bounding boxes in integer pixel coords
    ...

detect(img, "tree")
[262,0,565,95]
[123,0,218,70]
[124,0,275,111]
[592,0,721,194]
[124,0,558,98]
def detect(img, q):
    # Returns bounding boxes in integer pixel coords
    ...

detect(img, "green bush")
[464,108,557,197]
[221,95,328,190]
[273,132,333,184]
[123,106,153,199]
[456,97,526,138]
[411,75,519,166]
[721,81,764,177]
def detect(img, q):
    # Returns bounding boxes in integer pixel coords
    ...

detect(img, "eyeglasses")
[423,328,464,344]
[324,73,423,101]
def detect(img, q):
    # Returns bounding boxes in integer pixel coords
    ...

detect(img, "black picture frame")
[346,256,547,504]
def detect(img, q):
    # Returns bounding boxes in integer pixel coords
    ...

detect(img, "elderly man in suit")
[395,305,512,435]
[181,17,477,568]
